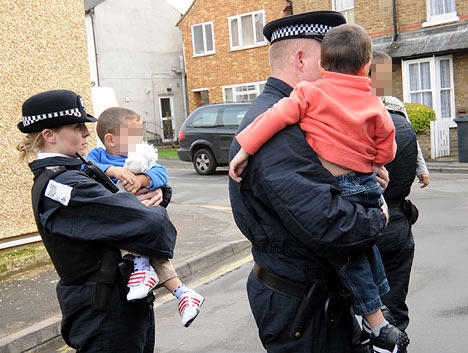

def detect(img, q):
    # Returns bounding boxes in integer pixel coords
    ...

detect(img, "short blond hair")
[96,107,140,143]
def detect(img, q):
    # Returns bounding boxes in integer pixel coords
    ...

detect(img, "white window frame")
[228,10,267,51]
[222,81,266,102]
[191,21,215,57]
[422,0,458,27]
[332,0,355,24]
[402,55,456,125]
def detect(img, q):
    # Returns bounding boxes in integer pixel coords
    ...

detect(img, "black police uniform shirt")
[228,76,387,285]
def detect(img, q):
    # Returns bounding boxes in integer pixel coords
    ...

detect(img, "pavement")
[0,157,467,353]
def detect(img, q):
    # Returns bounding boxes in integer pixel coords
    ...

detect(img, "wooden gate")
[430,119,451,158]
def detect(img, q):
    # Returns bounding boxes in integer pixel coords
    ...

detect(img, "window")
[223,81,265,102]
[188,109,218,127]
[229,10,266,50]
[332,0,354,24]
[221,106,250,126]
[191,21,215,56]
[423,0,458,26]
[402,56,455,121]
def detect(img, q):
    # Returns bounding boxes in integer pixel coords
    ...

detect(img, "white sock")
[370,319,389,336]
[173,284,189,300]
[133,256,151,272]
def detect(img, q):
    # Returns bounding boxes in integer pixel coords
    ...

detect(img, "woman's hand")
[136,188,163,206]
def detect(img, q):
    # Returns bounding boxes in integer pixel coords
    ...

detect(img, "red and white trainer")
[126,267,159,301]
[178,290,205,327]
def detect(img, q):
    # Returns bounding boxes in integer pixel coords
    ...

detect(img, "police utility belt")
[387,198,419,225]
[253,263,351,339]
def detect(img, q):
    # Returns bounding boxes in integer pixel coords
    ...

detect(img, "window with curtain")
[191,21,215,56]
[332,0,355,23]
[229,10,266,50]
[424,0,458,26]
[403,56,455,120]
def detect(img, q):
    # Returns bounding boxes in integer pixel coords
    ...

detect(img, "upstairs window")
[229,10,266,50]
[423,0,458,26]
[192,21,215,56]
[332,0,354,24]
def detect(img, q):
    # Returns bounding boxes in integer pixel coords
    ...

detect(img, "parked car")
[177,102,250,175]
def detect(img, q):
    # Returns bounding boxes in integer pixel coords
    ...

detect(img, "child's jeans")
[329,172,389,316]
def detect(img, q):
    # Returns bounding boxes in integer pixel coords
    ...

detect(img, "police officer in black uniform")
[378,106,418,334]
[229,12,389,353]
[16,89,177,353]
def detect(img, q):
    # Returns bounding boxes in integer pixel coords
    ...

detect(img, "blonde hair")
[96,107,140,143]
[16,132,44,163]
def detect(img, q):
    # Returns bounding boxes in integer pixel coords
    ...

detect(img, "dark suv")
[177,102,250,175]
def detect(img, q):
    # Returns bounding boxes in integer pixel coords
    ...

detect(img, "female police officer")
[16,89,177,353]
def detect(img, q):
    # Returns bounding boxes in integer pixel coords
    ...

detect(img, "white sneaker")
[126,267,159,301]
[178,290,205,327]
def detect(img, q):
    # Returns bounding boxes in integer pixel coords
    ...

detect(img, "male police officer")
[229,11,389,353]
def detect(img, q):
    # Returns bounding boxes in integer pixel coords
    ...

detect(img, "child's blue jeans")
[329,172,390,316]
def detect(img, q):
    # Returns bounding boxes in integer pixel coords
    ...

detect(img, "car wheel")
[193,148,216,175]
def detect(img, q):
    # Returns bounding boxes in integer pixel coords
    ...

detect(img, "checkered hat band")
[271,23,332,42]
[22,107,82,127]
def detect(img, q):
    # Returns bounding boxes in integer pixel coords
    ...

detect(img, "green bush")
[404,103,436,133]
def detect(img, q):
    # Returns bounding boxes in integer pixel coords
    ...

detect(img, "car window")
[189,109,218,127]
[222,106,249,127]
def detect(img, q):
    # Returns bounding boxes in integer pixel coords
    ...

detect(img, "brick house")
[177,1,293,110]
[178,0,467,156]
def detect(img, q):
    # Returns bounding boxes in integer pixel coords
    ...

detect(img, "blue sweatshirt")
[87,147,168,190]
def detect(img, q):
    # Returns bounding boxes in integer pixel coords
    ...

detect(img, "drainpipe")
[88,8,100,86]
[392,0,399,41]
[180,56,188,119]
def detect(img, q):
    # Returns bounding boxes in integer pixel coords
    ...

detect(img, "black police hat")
[18,89,97,133]
[263,11,346,44]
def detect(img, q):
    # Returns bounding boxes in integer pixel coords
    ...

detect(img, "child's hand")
[123,174,150,194]
[106,166,136,185]
[229,148,250,183]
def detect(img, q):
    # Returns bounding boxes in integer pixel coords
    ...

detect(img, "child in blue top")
[87,107,204,327]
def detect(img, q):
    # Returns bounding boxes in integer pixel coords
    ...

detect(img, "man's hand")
[136,188,163,206]
[229,147,251,183]
[417,173,430,188]
[373,165,389,191]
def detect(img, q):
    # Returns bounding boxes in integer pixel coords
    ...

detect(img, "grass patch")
[157,148,178,159]
[0,244,50,279]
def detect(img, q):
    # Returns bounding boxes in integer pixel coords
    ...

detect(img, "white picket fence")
[430,119,451,158]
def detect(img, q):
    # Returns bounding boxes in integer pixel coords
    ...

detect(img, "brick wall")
[0,1,93,239]
[178,0,290,112]
[292,0,331,13]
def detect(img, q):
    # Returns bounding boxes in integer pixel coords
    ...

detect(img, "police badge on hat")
[18,89,97,133]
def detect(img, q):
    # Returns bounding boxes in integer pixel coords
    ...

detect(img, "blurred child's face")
[370,58,393,97]
[114,118,143,156]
